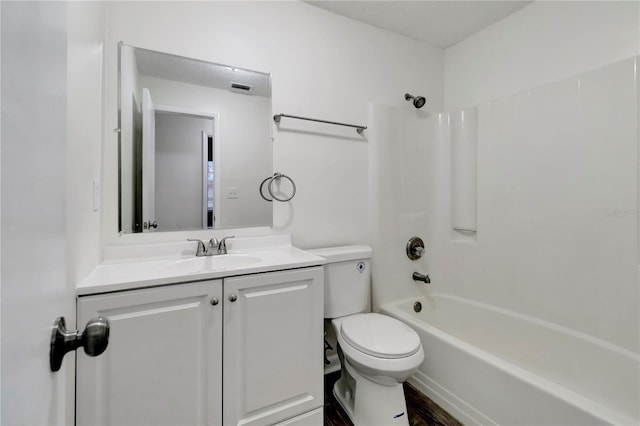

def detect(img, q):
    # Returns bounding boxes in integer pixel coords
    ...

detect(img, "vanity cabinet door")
[76,280,223,426]
[223,267,324,426]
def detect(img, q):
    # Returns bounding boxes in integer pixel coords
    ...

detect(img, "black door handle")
[50,316,110,372]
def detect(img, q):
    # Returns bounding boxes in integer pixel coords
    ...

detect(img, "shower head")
[405,93,426,109]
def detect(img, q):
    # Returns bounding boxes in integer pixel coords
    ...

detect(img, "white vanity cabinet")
[76,266,323,426]
[76,280,223,426]
[223,267,324,425]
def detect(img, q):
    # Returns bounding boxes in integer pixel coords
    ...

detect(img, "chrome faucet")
[187,239,208,256]
[208,237,219,253]
[217,236,235,254]
[187,236,235,256]
[412,272,431,284]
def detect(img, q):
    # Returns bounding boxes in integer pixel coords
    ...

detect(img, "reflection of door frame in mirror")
[153,105,221,231]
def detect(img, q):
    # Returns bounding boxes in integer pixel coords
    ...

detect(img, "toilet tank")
[309,245,372,318]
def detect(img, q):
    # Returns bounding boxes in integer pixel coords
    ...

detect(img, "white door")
[142,88,156,231]
[76,281,223,426]
[1,1,75,424]
[223,268,324,425]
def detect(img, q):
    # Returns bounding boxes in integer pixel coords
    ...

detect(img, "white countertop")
[77,235,326,296]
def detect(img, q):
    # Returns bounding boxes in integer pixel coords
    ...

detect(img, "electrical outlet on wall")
[226,187,239,199]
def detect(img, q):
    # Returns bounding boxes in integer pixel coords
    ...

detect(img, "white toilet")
[310,246,424,426]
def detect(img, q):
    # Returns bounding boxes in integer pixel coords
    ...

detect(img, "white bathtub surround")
[368,103,440,307]
[441,57,639,352]
[374,50,636,425]
[382,295,639,425]
[433,1,640,356]
[378,56,640,425]
[420,2,640,423]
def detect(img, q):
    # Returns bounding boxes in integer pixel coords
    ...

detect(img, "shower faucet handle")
[406,237,425,260]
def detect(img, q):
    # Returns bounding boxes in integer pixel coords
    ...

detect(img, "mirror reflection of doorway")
[137,104,216,232]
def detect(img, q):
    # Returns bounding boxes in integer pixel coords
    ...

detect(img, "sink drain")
[413,301,422,313]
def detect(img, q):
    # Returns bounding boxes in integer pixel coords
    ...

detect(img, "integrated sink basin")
[170,254,262,275]
[78,234,328,295]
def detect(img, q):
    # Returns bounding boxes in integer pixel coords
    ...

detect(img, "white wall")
[155,113,211,231]
[430,1,640,354]
[140,76,272,229]
[101,1,443,249]
[67,1,105,288]
[445,1,640,110]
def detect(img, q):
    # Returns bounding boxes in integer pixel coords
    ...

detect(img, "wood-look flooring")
[324,372,463,426]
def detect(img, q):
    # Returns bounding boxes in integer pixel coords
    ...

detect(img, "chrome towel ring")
[259,176,273,202]
[259,172,296,202]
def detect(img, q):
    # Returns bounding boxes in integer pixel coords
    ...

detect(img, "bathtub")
[380,294,639,425]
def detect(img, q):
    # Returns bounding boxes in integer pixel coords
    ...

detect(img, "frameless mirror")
[118,43,273,233]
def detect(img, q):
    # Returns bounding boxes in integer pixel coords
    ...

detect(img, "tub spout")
[413,272,430,284]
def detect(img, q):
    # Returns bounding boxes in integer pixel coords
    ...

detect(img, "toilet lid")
[340,313,421,359]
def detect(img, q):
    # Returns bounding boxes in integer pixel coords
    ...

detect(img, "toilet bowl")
[334,314,424,383]
[332,313,424,425]
[309,246,424,426]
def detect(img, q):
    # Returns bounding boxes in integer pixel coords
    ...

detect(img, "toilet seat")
[340,313,421,359]
[333,315,424,383]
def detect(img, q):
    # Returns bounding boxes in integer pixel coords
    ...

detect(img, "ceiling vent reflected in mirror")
[230,82,253,92]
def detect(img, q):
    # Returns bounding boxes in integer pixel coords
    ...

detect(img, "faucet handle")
[187,239,207,256]
[406,237,425,260]
[412,246,425,257]
[218,236,235,254]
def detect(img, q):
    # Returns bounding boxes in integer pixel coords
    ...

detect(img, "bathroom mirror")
[118,43,273,233]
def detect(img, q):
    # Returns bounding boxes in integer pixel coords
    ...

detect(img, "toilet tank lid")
[308,245,372,262]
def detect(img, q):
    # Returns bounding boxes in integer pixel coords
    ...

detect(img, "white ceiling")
[134,46,271,97]
[306,0,533,48]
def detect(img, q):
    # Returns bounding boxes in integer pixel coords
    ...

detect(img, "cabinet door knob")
[229,294,237,302]
[210,297,219,306]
